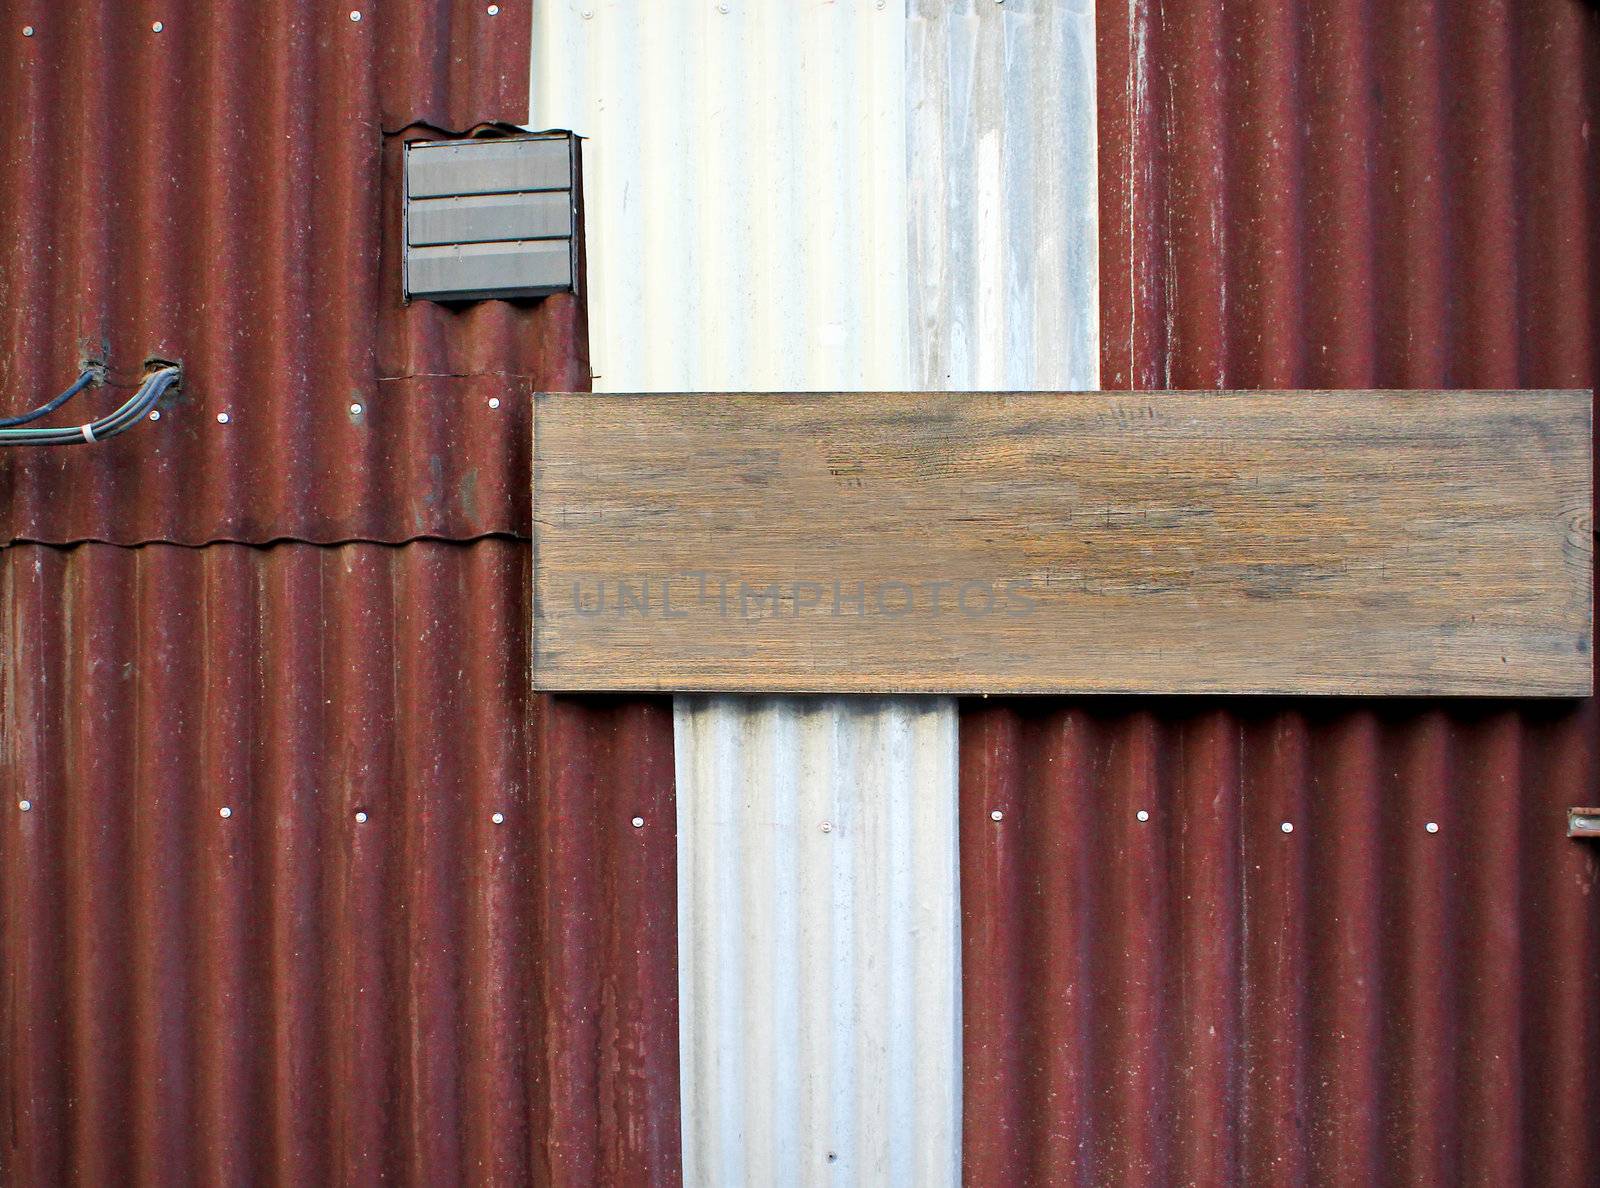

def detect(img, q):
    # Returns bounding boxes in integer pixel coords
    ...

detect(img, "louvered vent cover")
[403,133,577,301]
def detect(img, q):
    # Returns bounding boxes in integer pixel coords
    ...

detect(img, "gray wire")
[0,366,180,447]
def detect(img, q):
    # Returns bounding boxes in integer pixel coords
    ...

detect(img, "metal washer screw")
[631,816,645,828]
[1425,821,1439,834]
[492,811,505,825]
[354,810,368,823]
[216,411,230,424]
[1280,821,1294,833]
[820,820,833,833]
[23,25,35,36]
[349,402,363,415]
[1136,809,1150,822]
[18,800,31,812]
[990,809,1003,822]
[487,3,500,12]
[151,20,163,31]
[149,409,161,421]
[219,806,232,818]
[488,397,501,409]
[350,9,362,21]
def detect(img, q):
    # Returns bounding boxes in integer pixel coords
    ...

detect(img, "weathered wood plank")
[533,391,1593,695]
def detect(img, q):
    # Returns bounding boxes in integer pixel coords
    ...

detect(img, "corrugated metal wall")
[960,0,1600,1183]
[0,4,681,1184]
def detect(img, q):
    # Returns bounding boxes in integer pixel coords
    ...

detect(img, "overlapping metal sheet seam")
[960,0,1600,1183]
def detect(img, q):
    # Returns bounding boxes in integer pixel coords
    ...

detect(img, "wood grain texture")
[533,391,1593,695]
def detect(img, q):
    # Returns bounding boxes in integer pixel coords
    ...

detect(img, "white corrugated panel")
[531,1,1097,1183]
[675,697,958,1185]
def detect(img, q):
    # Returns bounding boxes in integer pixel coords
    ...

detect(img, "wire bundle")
[0,365,180,446]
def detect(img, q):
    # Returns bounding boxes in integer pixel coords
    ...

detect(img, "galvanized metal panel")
[674,697,959,1187]
[960,0,1600,1184]
[407,192,574,246]
[0,1,564,546]
[406,135,574,198]
[906,0,1100,390]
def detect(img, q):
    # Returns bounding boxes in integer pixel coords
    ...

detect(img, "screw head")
[990,809,1003,822]
[349,9,361,20]
[491,811,505,825]
[149,409,161,420]
[487,3,500,12]
[349,402,363,415]
[631,815,645,828]
[1136,809,1150,822]
[18,800,31,812]
[820,820,833,833]
[354,810,368,823]
[151,20,163,31]
[23,25,35,36]
[1425,821,1439,834]
[488,397,501,409]
[216,411,230,424]
[219,806,232,818]
[1280,821,1294,833]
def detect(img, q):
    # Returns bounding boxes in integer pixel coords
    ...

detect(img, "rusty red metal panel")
[0,541,679,1185]
[0,0,576,546]
[962,0,1600,1183]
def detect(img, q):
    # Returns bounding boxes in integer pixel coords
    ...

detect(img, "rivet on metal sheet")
[487,3,500,12]
[216,411,230,424]
[1425,821,1439,834]
[349,9,361,21]
[219,806,232,818]
[149,410,161,421]
[990,810,1003,822]
[18,800,31,812]
[355,810,368,823]
[631,815,645,828]
[349,402,363,416]
[488,397,501,409]
[1280,821,1294,834]
[151,20,163,32]
[492,812,505,824]
[820,820,833,833]
[22,25,34,36]
[581,8,592,18]
[1136,809,1150,822]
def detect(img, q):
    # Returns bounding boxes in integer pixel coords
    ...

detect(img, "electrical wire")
[0,366,180,446]
[0,366,101,427]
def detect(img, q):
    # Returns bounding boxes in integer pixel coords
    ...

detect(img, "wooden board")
[533,391,1593,696]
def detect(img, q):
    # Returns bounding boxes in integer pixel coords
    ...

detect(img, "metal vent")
[403,133,578,301]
